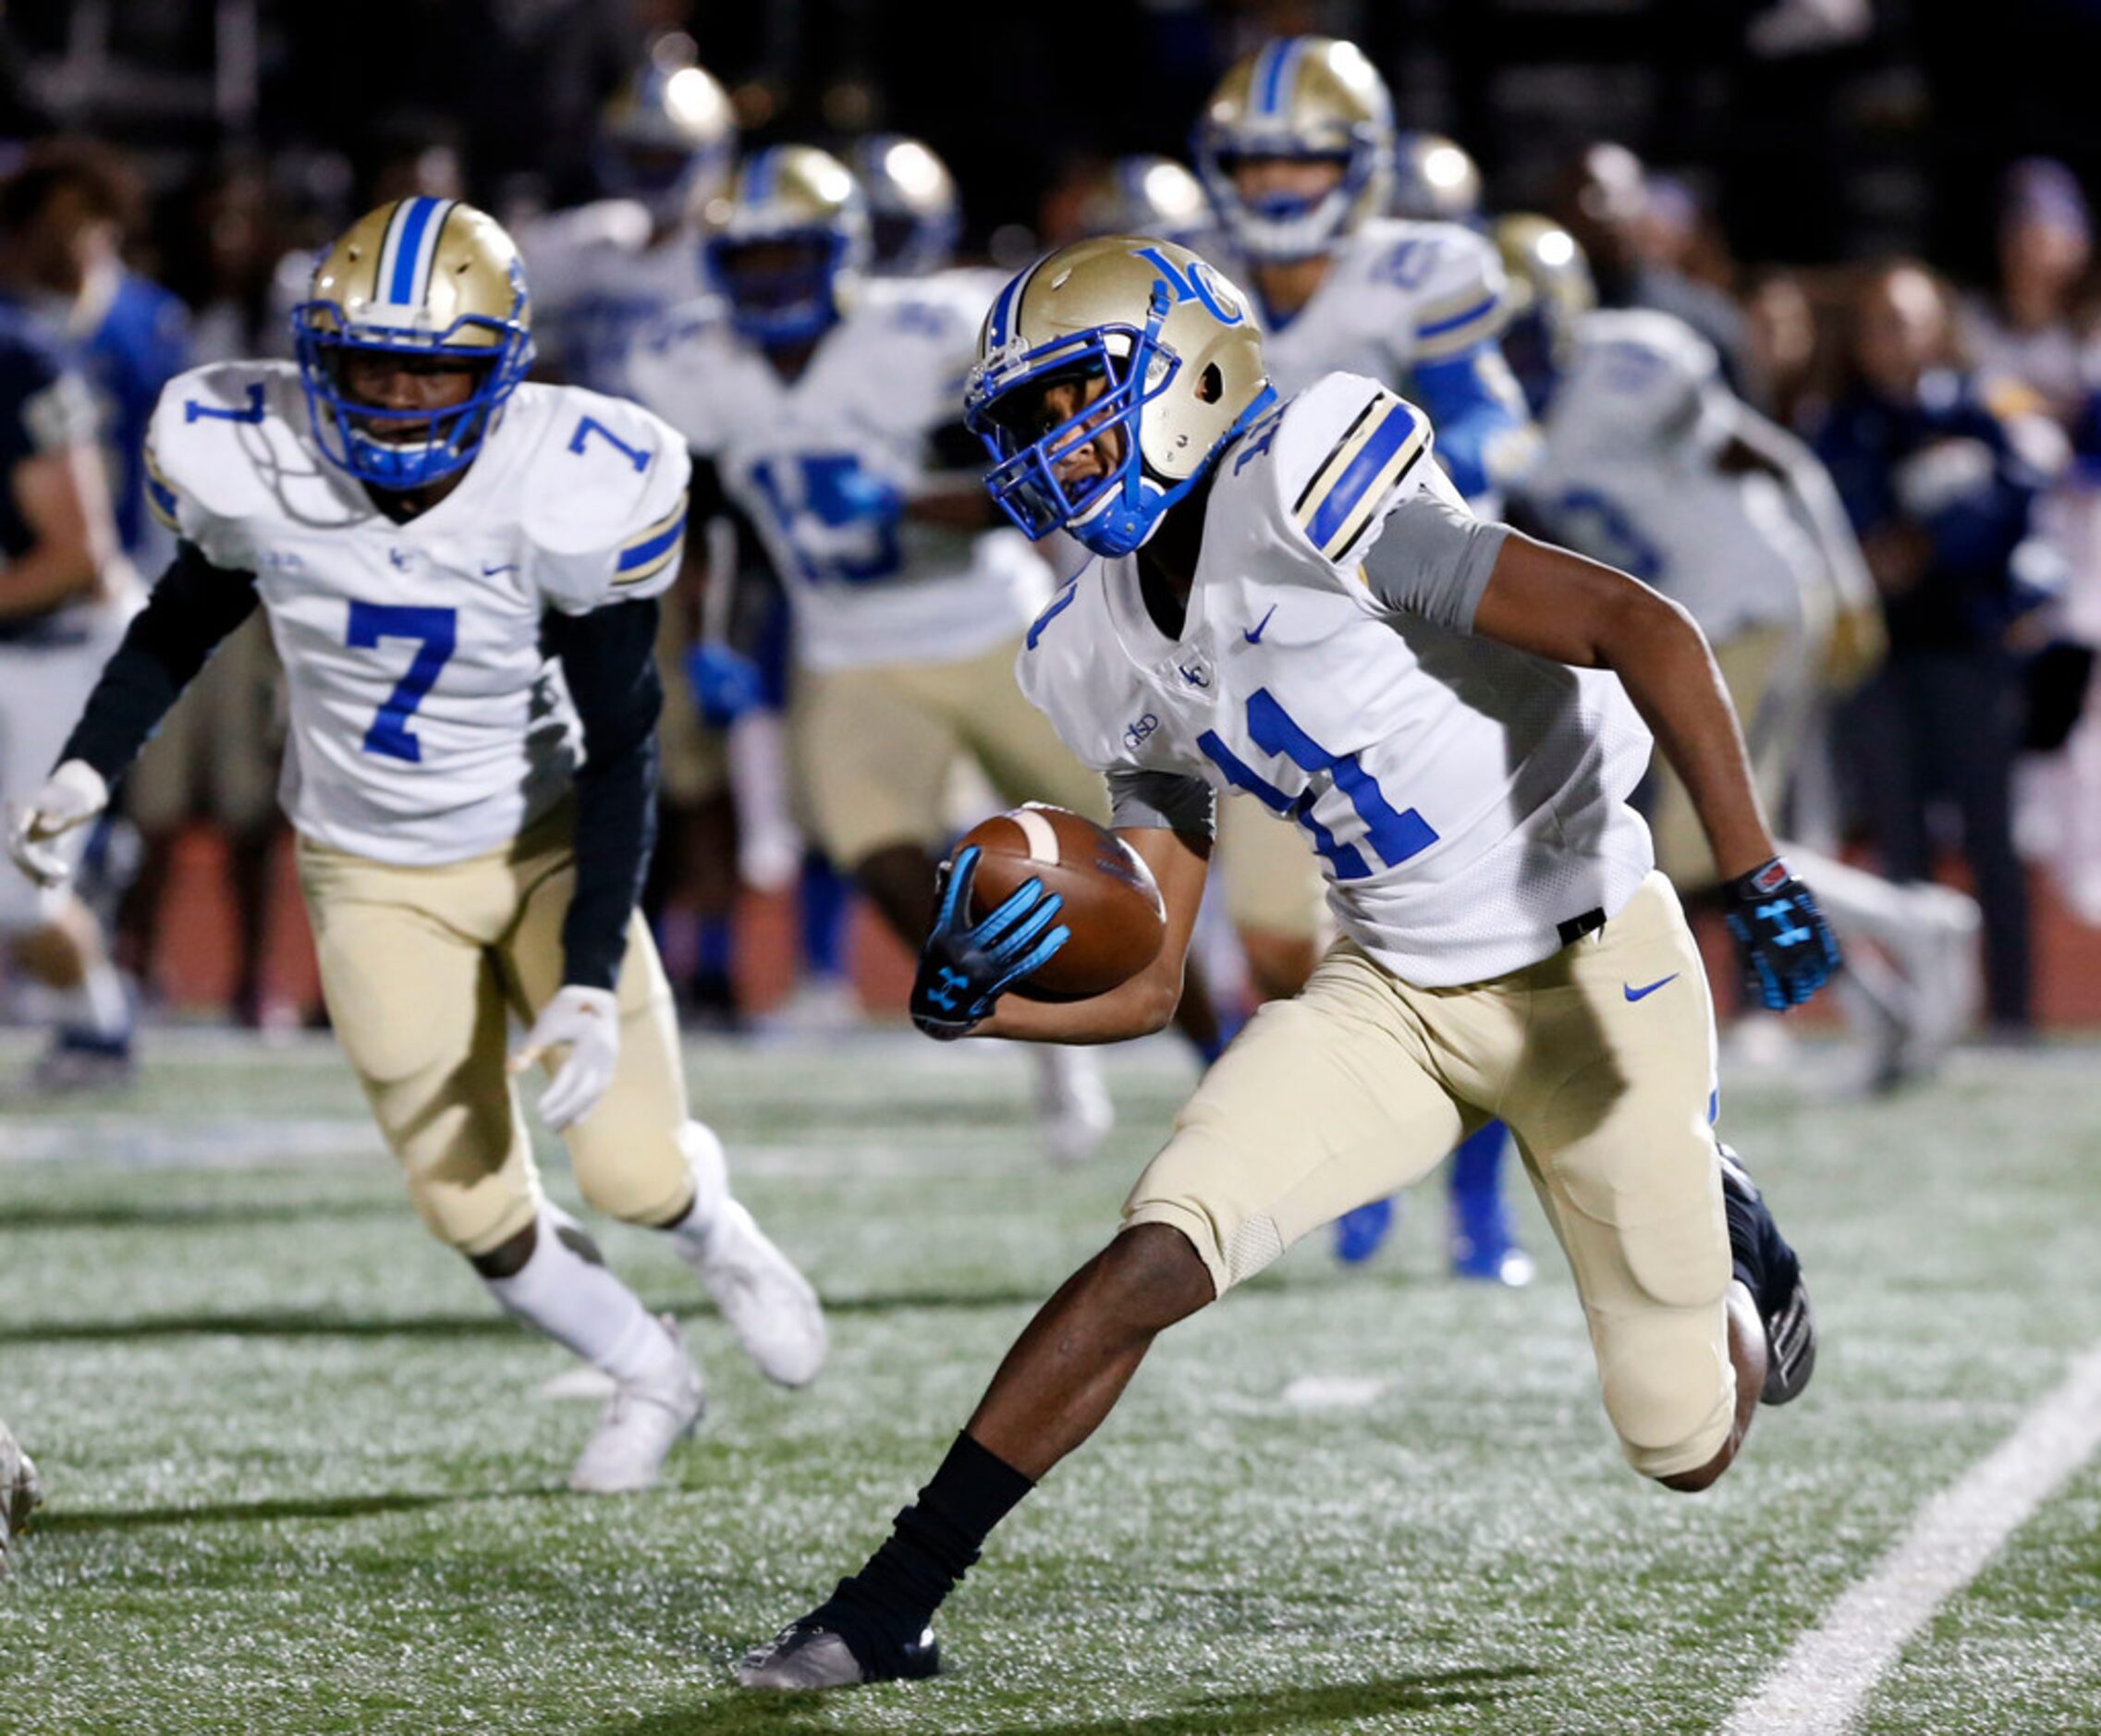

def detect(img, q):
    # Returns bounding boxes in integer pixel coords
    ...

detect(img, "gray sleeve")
[1358,486,1511,633]
[1105,767,1216,840]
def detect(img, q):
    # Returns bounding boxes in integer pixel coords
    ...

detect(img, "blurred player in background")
[8,197,825,1491]
[631,144,1122,1162]
[519,33,734,394]
[850,134,963,278]
[1389,131,1483,226]
[739,235,1832,1691]
[1501,215,1981,1086]
[0,292,136,1090]
[1191,35,1538,1278]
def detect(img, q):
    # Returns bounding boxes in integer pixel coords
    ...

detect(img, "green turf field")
[3,1030,2098,1735]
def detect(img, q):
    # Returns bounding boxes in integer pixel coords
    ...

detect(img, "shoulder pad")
[517,385,691,611]
[624,306,737,446]
[1339,220,1509,362]
[1268,373,1435,568]
[1564,310,1721,449]
[145,361,328,560]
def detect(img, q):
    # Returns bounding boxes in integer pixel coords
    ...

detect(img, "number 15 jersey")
[1018,373,1656,988]
[143,361,690,865]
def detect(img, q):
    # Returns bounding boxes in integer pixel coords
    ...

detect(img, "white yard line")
[1722,1342,2101,1736]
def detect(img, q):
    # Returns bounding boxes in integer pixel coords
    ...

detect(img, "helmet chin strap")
[1070,382,1279,559]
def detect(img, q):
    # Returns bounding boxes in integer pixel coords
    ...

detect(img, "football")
[958,804,1167,1000]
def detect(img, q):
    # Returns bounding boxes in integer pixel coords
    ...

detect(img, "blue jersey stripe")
[388,198,438,303]
[617,509,688,571]
[1416,292,1501,341]
[1306,404,1419,551]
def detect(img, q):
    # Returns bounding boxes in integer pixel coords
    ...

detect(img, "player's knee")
[571,1122,705,1229]
[7,920,86,989]
[1601,1321,1734,1485]
[1240,929,1318,1003]
[1096,1223,1217,1330]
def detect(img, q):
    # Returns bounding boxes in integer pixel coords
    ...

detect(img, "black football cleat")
[1717,1143,1817,1406]
[736,1615,940,1692]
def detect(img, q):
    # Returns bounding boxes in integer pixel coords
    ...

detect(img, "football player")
[0,1417,39,1577]
[517,34,735,394]
[0,298,137,1091]
[6,198,825,1492]
[1390,131,1484,226]
[1192,37,1539,1278]
[629,145,1120,1162]
[848,136,962,277]
[1499,215,1980,1083]
[736,237,1833,1690]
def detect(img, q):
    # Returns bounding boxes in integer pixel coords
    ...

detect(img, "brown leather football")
[959,803,1167,1000]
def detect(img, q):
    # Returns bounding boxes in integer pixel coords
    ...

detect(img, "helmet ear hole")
[1198,363,1224,405]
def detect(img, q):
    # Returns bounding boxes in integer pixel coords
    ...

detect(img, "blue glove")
[910,846,1069,1040]
[805,457,905,529]
[1724,857,1841,1010]
[684,643,765,727]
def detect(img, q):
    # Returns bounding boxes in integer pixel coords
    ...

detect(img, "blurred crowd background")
[4,0,2101,1036]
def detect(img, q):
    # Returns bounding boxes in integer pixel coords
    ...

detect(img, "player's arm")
[0,440,119,620]
[1472,532,1777,879]
[969,820,1213,1045]
[8,542,260,886]
[541,599,663,994]
[1410,343,1536,505]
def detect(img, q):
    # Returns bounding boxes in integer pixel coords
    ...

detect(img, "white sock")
[70,958,130,1040]
[481,1204,672,1384]
[1782,844,1931,954]
[659,1121,732,1261]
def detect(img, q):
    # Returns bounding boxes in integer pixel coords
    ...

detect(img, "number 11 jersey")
[143,361,690,865]
[1018,373,1656,989]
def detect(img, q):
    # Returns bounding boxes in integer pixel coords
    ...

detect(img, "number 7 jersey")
[143,361,690,864]
[1018,373,1657,988]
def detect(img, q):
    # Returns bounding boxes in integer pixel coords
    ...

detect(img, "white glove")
[507,984,620,1132]
[6,759,109,889]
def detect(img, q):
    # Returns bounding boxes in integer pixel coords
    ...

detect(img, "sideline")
[1722,1342,2101,1735]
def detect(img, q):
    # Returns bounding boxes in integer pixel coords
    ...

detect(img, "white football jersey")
[144,361,690,865]
[1018,373,1655,989]
[629,270,1052,673]
[1224,217,1509,399]
[1521,309,1817,641]
[518,200,716,394]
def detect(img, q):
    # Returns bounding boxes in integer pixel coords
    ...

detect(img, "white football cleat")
[1034,1045,1113,1168]
[681,1200,827,1388]
[0,1421,43,1576]
[566,1315,706,1495]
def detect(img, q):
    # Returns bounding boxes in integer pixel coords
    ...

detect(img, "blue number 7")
[1198,688,1437,878]
[346,602,458,764]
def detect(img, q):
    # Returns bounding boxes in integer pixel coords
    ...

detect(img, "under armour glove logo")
[909,846,1070,1040]
[1724,857,1841,1010]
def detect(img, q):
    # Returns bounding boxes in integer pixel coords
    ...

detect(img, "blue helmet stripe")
[388,197,439,303]
[1243,38,1294,114]
[749,148,777,208]
[987,270,1022,349]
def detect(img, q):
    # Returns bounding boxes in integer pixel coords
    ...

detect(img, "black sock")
[1719,1150,1798,1314]
[821,1433,1034,1657]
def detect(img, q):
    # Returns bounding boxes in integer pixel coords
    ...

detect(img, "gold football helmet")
[1493,214,1596,404]
[291,197,533,488]
[848,134,959,275]
[705,144,871,347]
[1192,36,1395,262]
[1081,156,1213,250]
[1392,131,1483,225]
[965,236,1273,556]
[598,33,736,224]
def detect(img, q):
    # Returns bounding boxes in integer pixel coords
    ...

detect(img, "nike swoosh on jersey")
[1623,974,1680,1002]
[1244,605,1277,644]
[482,562,519,576]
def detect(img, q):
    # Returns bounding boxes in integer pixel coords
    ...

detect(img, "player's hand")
[910,846,1069,1040]
[508,985,620,1131]
[6,759,109,889]
[1723,857,1841,1010]
[685,643,765,727]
